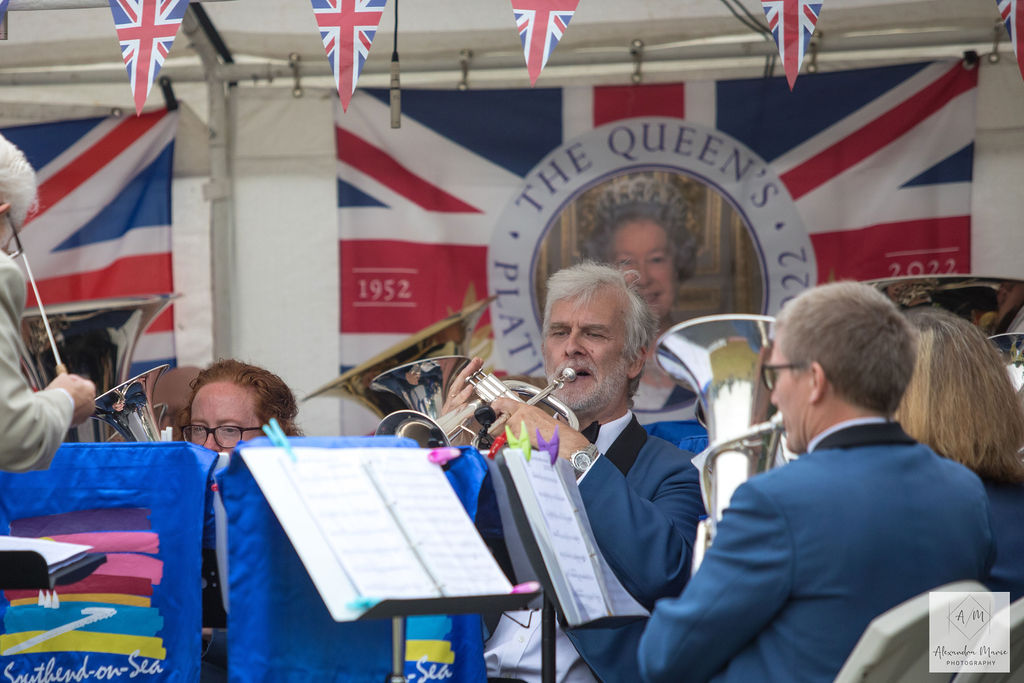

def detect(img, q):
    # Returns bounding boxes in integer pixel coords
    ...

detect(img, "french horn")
[374,356,578,448]
[657,314,785,571]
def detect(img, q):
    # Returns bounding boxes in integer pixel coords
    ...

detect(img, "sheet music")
[282,450,439,599]
[365,450,513,596]
[503,450,607,623]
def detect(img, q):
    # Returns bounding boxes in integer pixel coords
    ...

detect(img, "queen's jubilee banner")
[335,60,976,427]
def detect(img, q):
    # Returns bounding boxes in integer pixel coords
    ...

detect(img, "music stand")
[0,550,106,589]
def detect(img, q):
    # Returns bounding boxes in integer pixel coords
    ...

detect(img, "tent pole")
[184,7,236,359]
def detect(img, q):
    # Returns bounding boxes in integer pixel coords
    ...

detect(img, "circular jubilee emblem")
[488,117,815,418]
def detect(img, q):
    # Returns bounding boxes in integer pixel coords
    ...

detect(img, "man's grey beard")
[547,356,631,420]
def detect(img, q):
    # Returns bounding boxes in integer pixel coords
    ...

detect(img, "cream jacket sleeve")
[0,253,72,472]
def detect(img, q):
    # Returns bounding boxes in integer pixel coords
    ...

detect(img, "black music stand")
[0,550,106,589]
[350,592,541,683]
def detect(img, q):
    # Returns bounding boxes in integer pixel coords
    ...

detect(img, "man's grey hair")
[0,133,38,231]
[774,281,917,415]
[543,261,658,398]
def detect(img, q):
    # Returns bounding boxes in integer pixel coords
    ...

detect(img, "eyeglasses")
[182,424,262,450]
[0,205,23,259]
[760,363,807,391]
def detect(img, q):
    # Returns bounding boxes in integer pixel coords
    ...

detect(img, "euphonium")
[657,314,786,571]
[374,357,578,448]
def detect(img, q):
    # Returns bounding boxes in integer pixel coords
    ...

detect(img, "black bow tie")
[580,421,600,444]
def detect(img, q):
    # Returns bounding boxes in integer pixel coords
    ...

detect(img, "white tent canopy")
[0,0,1021,436]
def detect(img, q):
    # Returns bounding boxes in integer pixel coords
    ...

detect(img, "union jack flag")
[512,0,580,86]
[335,61,976,432]
[1,110,179,377]
[762,0,823,90]
[108,0,188,116]
[998,0,1024,82]
[312,0,388,112]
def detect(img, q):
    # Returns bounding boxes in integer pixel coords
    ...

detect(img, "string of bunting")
[761,0,824,90]
[511,0,581,87]
[107,0,189,116]
[311,0,388,112]
[19,0,1016,115]
[997,0,1024,83]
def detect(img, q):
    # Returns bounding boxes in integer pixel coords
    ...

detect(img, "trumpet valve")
[467,371,519,403]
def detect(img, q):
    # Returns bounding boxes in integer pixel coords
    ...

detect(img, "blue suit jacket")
[984,480,1024,601]
[638,422,996,683]
[566,416,705,682]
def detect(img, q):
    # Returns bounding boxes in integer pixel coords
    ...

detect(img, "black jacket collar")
[602,414,648,476]
[813,421,916,451]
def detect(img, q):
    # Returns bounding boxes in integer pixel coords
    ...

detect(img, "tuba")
[657,314,785,570]
[304,297,493,417]
[374,356,578,448]
[20,294,176,442]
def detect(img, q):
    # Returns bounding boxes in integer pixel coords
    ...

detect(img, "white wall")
[229,87,341,436]
[973,58,1024,278]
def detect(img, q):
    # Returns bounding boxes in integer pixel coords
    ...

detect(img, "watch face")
[571,450,592,472]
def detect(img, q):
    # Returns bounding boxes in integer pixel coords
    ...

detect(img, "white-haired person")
[0,132,95,471]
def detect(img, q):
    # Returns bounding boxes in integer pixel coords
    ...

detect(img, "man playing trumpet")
[0,133,95,471]
[447,262,704,683]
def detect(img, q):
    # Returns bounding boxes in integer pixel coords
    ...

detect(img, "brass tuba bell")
[304,297,493,417]
[657,314,785,570]
[20,294,176,442]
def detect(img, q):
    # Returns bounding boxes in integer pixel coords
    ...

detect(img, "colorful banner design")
[313,0,388,111]
[0,443,215,683]
[0,110,178,377]
[511,0,581,86]
[335,61,976,429]
[762,0,824,90]
[998,0,1024,83]
[107,0,189,116]
[1,509,166,661]
[220,437,487,683]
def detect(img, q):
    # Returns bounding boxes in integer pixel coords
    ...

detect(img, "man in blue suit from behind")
[638,281,996,683]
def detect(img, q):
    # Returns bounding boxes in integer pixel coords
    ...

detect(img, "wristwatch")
[570,443,599,474]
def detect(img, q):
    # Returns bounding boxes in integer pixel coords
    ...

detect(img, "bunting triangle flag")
[108,0,189,116]
[312,0,388,112]
[998,0,1024,83]
[511,0,581,86]
[762,0,823,90]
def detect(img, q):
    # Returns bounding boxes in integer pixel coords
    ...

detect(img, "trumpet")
[374,358,579,448]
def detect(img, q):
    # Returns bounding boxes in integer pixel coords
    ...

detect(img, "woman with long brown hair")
[896,308,1024,599]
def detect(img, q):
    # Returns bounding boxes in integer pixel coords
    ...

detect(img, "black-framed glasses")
[182,424,262,449]
[0,204,23,259]
[760,363,807,391]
